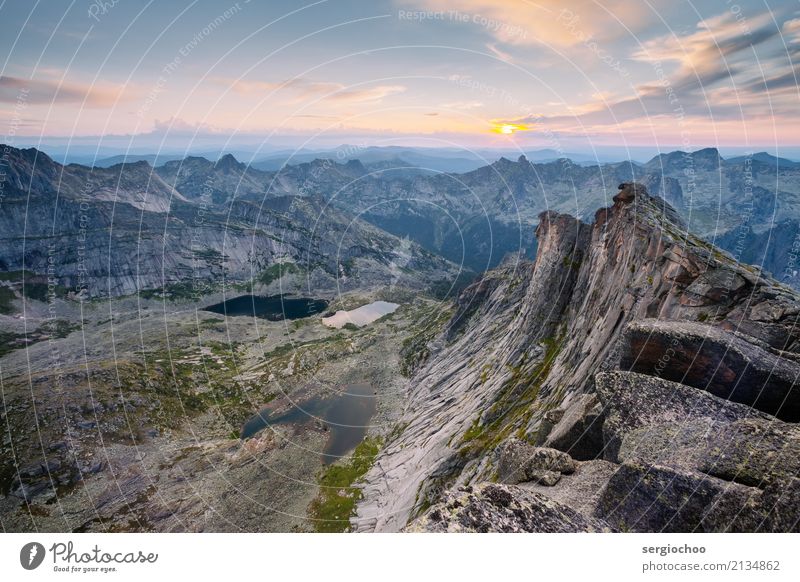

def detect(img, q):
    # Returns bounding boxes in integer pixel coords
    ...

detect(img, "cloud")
[0,75,127,107]
[496,10,793,132]
[151,117,225,136]
[631,11,781,94]
[747,68,799,92]
[224,77,406,104]
[783,17,800,42]
[441,100,484,110]
[486,42,513,62]
[398,0,653,47]
[324,84,407,104]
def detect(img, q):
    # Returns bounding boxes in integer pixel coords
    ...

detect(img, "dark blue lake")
[203,294,328,321]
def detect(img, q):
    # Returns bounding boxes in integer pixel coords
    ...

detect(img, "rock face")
[355,182,800,533]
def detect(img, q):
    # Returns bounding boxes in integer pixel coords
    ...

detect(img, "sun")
[492,123,530,135]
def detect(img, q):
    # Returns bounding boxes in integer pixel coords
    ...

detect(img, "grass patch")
[458,335,563,457]
[0,287,15,314]
[307,436,382,532]
[258,262,300,286]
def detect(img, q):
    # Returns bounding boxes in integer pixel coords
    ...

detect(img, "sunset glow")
[493,123,530,135]
[0,1,796,150]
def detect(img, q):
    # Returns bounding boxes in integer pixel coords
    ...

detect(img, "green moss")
[0,287,15,314]
[697,312,709,322]
[257,262,300,286]
[307,436,383,532]
[458,335,563,458]
[480,363,491,385]
[461,417,485,442]
[290,318,313,332]
[562,255,582,271]
[387,422,409,443]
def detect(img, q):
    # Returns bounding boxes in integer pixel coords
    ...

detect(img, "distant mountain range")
[82,146,622,172]
[2,144,799,301]
[0,146,458,301]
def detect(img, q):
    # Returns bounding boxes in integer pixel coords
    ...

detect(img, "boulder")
[595,461,765,532]
[617,320,800,421]
[594,371,800,532]
[613,182,647,203]
[595,370,767,461]
[681,268,747,305]
[496,439,577,485]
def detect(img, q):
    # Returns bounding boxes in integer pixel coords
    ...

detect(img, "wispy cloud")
[398,0,653,47]
[486,42,513,62]
[0,75,127,107]
[495,10,794,132]
[223,77,406,105]
[441,100,484,110]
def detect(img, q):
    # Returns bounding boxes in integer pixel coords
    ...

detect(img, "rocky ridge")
[354,182,800,533]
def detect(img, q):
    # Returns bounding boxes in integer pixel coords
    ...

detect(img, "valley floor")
[0,289,447,532]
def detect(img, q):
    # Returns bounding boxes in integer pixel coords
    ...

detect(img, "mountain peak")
[343,158,367,175]
[613,181,647,204]
[216,153,241,171]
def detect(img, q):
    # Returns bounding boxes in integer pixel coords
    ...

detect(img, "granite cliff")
[355,183,800,533]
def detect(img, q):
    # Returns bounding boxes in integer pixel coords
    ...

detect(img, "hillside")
[0,145,460,300]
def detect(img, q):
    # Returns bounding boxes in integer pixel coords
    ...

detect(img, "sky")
[1,0,799,156]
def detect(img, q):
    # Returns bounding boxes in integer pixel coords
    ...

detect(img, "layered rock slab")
[406,483,614,533]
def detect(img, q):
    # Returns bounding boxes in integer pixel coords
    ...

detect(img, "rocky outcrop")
[355,182,800,533]
[405,483,614,533]
[617,321,800,420]
[496,440,576,485]
[591,370,800,531]
[595,370,770,461]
